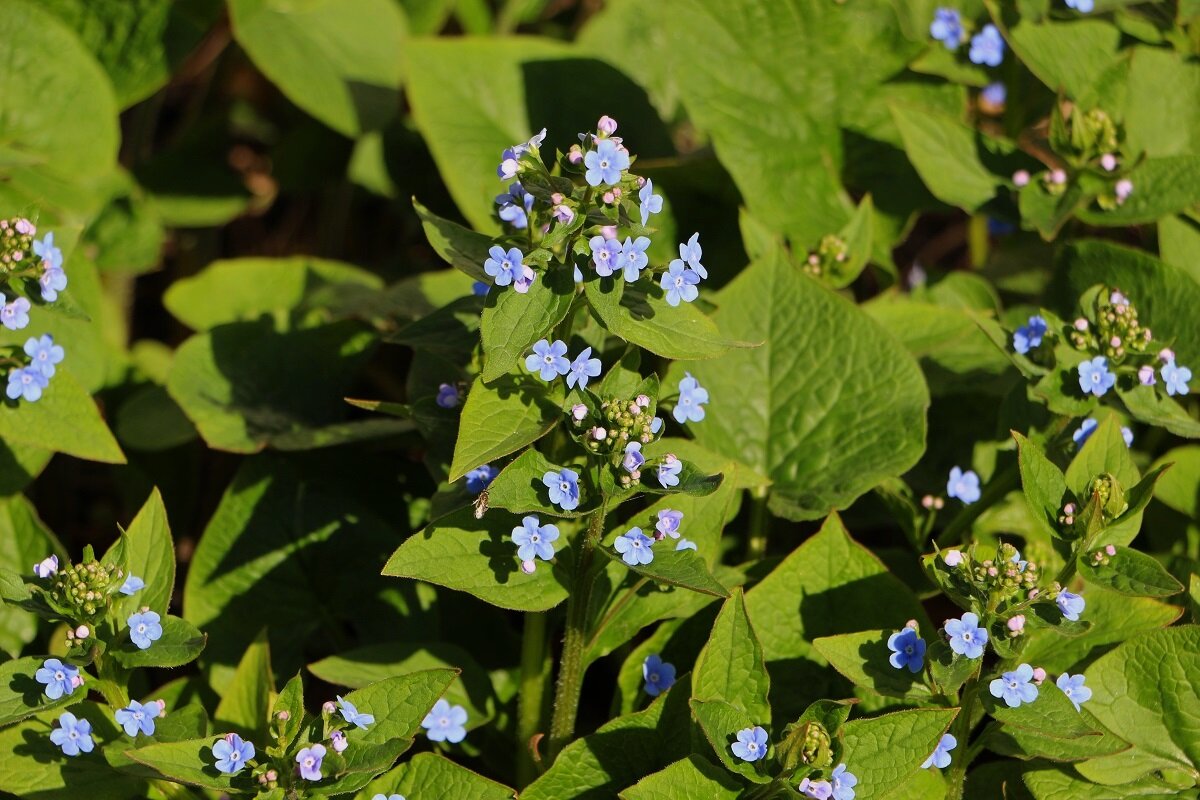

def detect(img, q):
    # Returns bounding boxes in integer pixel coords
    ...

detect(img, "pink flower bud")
[1110,336,1122,348]
[70,674,85,689]
[921,494,935,509]
[322,701,336,715]
[74,625,90,639]
[592,427,607,441]
[571,403,587,421]
[14,219,34,235]
[597,115,618,135]
[550,192,564,205]
[1100,153,1117,171]
[1028,588,1040,599]
[602,191,615,204]
[568,145,583,165]
[636,175,647,188]
[1159,348,1175,363]
[933,497,945,510]
[1012,169,1030,187]
[635,394,650,408]
[265,770,278,782]
[1073,318,1088,331]
[156,699,167,712]
[943,550,964,567]
[1032,667,1047,685]
[600,225,617,240]
[277,710,290,721]
[905,619,918,630]
[1050,169,1067,185]
[1105,545,1116,556]
[330,730,348,753]
[1138,365,1156,385]
[1063,503,1076,515]
[987,566,999,577]
[521,559,537,575]
[1007,615,1026,632]
[1115,179,1133,203]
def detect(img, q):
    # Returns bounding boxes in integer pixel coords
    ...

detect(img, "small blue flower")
[483,246,532,292]
[614,527,655,566]
[35,658,80,700]
[23,335,64,379]
[495,183,536,229]
[423,698,468,743]
[120,575,145,596]
[338,695,375,729]
[622,441,645,474]
[676,538,697,551]
[970,24,1005,67]
[6,367,48,402]
[127,611,163,650]
[566,347,601,390]
[40,266,67,302]
[657,454,682,487]
[981,82,1007,107]
[887,627,926,673]
[639,180,663,226]
[33,232,63,270]
[526,339,571,381]
[1161,359,1192,396]
[115,699,162,737]
[1010,549,1028,572]
[589,235,625,277]
[436,383,459,409]
[212,732,255,774]
[373,796,406,800]
[1078,356,1116,397]
[1056,673,1092,710]
[650,416,663,434]
[929,7,963,50]
[49,712,94,757]
[296,743,327,781]
[1065,0,1094,12]
[621,236,651,282]
[660,259,700,306]
[584,138,630,186]
[945,612,988,659]
[673,373,709,424]
[497,128,546,179]
[466,464,497,494]
[642,654,676,696]
[678,233,707,279]
[731,725,768,762]
[472,281,489,297]
[799,778,832,799]
[922,733,957,769]
[512,516,559,562]
[946,467,981,504]
[1012,315,1048,355]
[830,763,857,800]
[543,468,581,511]
[655,508,683,538]
[1122,426,1134,447]
[33,555,58,578]
[989,663,1039,708]
[1056,590,1085,621]
[1072,417,1098,445]
[1,296,31,330]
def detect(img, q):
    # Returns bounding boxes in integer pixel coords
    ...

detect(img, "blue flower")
[526,339,571,381]
[472,281,489,297]
[673,373,709,424]
[989,663,1039,708]
[1010,550,1028,572]
[650,416,663,434]
[1161,359,1192,396]
[23,335,64,379]
[115,699,161,737]
[676,538,697,551]
[1078,356,1116,397]
[945,612,988,659]
[642,654,676,696]
[655,508,683,538]
[660,260,700,306]
[1012,315,1047,355]
[830,763,857,800]
[946,467,981,504]
[212,733,255,774]
[372,796,406,800]
[567,347,601,390]
[583,139,629,186]
[1072,417,1098,445]
[614,527,655,566]
[33,555,58,578]
[1056,673,1092,710]
[496,183,536,229]
[589,235,625,277]
[1065,0,1094,11]
[543,468,581,511]
[1,296,30,330]
[128,611,163,650]
[800,778,833,799]
[33,232,62,270]
[731,726,768,762]
[620,236,651,282]
[887,627,926,673]
[679,233,707,278]
[639,180,663,226]
[39,266,67,302]
[483,246,532,291]
[120,575,145,596]
[35,658,80,700]
[981,82,1007,107]
[922,733,957,769]
[969,24,1005,66]
[296,743,327,781]
[497,128,546,179]
[6,367,48,402]
[622,443,645,476]
[337,695,375,729]
[436,383,459,409]
[657,454,682,488]
[1122,426,1134,447]
[929,7,963,50]
[466,464,497,494]
[50,712,94,757]
[512,516,559,561]
[423,698,468,743]
[1056,590,1085,621]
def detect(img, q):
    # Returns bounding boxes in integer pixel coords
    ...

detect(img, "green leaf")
[1080,546,1184,598]
[0,656,79,726]
[677,254,928,521]
[213,629,273,743]
[1152,446,1200,518]
[1117,384,1200,439]
[1015,432,1071,541]
[812,630,932,699]
[693,589,770,721]
[1076,156,1200,227]
[382,507,569,612]
[891,105,1005,211]
[1122,46,1200,159]
[1022,765,1191,799]
[985,678,1103,740]
[228,0,406,137]
[618,755,743,800]
[689,698,771,784]
[343,668,458,747]
[448,377,562,481]
[358,752,516,800]
[110,615,206,669]
[0,498,59,656]
[0,369,125,464]
[599,544,728,598]
[115,384,199,452]
[124,737,254,792]
[1065,415,1139,497]
[986,708,1129,763]
[105,488,175,618]
[998,14,1123,104]
[412,199,493,282]
[272,672,305,749]
[485,449,594,518]
[314,739,413,796]
[840,708,958,799]
[481,266,577,383]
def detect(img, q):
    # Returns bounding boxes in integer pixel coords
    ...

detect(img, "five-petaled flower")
[615,527,655,566]
[1056,590,1085,621]
[127,610,163,650]
[511,516,559,562]
[1056,673,1092,711]
[799,778,832,799]
[7,367,48,402]
[673,373,709,424]
[36,658,80,700]
[567,347,601,390]
[1161,359,1192,396]
[526,339,571,382]
[660,259,701,306]
[296,743,327,781]
[1,296,31,330]
[830,763,857,800]
[945,612,988,659]
[116,699,162,737]
[887,627,926,673]
[40,265,67,302]
[642,654,676,696]
[24,335,64,378]
[466,464,497,495]
[50,712,94,757]
[929,7,963,50]
[655,509,683,539]
[990,663,1039,708]
[639,179,663,226]
[423,698,468,743]
[584,139,630,186]
[543,468,581,511]
[1078,356,1115,397]
[731,725,768,762]
[338,695,375,729]
[922,733,956,769]
[657,454,683,488]
[620,236,651,282]
[946,467,981,504]
[622,441,645,474]
[120,575,145,596]
[677,233,707,278]
[1012,315,1048,355]
[33,232,62,270]
[969,24,1005,67]
[483,246,533,292]
[213,732,255,774]
[589,235,625,277]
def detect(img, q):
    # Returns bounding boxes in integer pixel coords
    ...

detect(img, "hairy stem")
[746,486,771,559]
[945,667,983,800]
[516,611,550,785]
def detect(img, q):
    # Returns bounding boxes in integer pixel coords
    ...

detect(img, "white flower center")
[68,731,78,740]
[560,481,570,492]
[599,159,610,169]
[137,624,147,634]
[1008,680,1019,689]
[530,534,540,543]
[439,716,450,727]
[54,671,65,681]
[748,743,758,752]
[962,632,972,642]
[231,752,241,762]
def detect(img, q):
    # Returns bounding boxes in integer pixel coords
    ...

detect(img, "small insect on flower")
[673,373,709,424]
[543,468,581,511]
[120,574,145,596]
[945,612,988,659]
[33,554,58,578]
[886,627,926,673]
[922,733,957,769]
[642,654,676,696]
[296,743,327,781]
[35,658,80,700]
[338,695,375,729]
[566,347,602,390]
[583,138,630,187]
[969,24,1005,67]
[526,339,571,382]
[1056,673,1092,711]
[990,663,1039,708]
[830,763,857,800]
[212,732,255,774]
[511,516,559,562]
[946,467,981,504]
[1012,315,1048,355]
[660,259,701,307]
[1056,590,1085,621]
[1161,359,1192,397]
[423,698,468,743]
[127,610,163,650]
[1078,356,1116,397]
[50,712,94,757]
[115,699,162,737]
[657,454,683,488]
[655,509,683,539]
[639,179,663,226]
[615,528,655,566]
[731,725,768,762]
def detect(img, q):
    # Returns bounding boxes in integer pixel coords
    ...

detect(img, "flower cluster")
[0,217,70,404]
[1012,107,1134,210]
[802,235,848,279]
[930,8,1004,67]
[527,338,601,388]
[38,552,127,623]
[729,723,859,798]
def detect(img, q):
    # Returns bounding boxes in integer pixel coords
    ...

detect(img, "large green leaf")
[228,0,406,137]
[213,630,273,743]
[1079,546,1183,598]
[1015,432,1071,541]
[413,199,493,282]
[677,254,928,520]
[110,615,206,669]
[618,755,743,800]
[0,368,125,464]
[0,498,59,656]
[891,105,1006,211]
[104,488,175,618]
[480,265,577,382]
[448,376,562,481]
[813,630,932,699]
[692,589,770,721]
[124,737,254,793]
[1023,765,1193,800]
[840,708,958,799]
[356,752,516,800]
[0,656,80,727]
[998,14,1123,105]
[599,544,728,598]
[1123,46,1200,158]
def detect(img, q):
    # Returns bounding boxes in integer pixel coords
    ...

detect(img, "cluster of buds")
[1066,108,1120,164]
[1058,502,1077,528]
[1072,288,1152,364]
[64,624,92,649]
[575,394,658,456]
[972,542,1039,596]
[1087,473,1128,523]
[48,558,125,622]
[0,217,36,270]
[1088,544,1118,567]
[256,769,279,789]
[802,235,848,278]
[777,720,833,775]
[1041,167,1068,196]
[921,494,946,510]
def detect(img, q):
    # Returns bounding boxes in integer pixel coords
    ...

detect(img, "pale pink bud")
[1159,348,1175,363]
[1050,168,1067,185]
[330,730,348,753]
[1012,169,1030,187]
[568,145,583,165]
[597,115,618,135]
[155,699,167,712]
[550,192,564,205]
[1115,179,1133,203]
[277,710,290,721]
[592,427,607,441]
[1032,667,1047,685]
[1100,153,1117,171]
[1028,588,1040,599]
[1063,503,1076,515]
[1073,318,1088,331]
[1110,336,1122,348]
[635,394,650,408]
[74,625,90,639]
[600,225,618,240]
[1007,615,1026,632]
[933,497,945,510]
[265,770,278,782]
[322,701,336,714]
[636,175,647,188]
[602,191,616,204]
[1138,365,1156,385]
[571,403,587,421]
[1105,545,1116,556]
[521,559,537,575]
[552,205,574,224]
[987,566,999,577]
[905,619,918,630]
[14,219,34,235]
[921,495,935,509]
[70,674,85,689]
[943,550,964,567]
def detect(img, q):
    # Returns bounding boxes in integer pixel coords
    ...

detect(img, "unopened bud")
[322,701,336,715]
[74,625,89,639]
[597,115,618,135]
[1159,348,1175,363]
[1012,169,1030,187]
[521,559,537,575]
[571,404,587,421]
[592,427,607,441]
[1105,544,1116,556]
[1006,615,1026,632]
[1050,168,1067,185]
[943,550,964,567]
[1032,667,1046,685]
[1100,153,1117,171]
[1074,318,1088,331]
[277,711,290,721]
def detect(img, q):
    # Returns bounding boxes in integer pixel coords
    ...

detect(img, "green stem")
[968,214,989,269]
[516,611,550,785]
[585,577,648,653]
[546,502,607,760]
[91,654,130,709]
[945,667,983,800]
[746,487,771,559]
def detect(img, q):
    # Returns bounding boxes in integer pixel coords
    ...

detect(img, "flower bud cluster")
[802,235,848,278]
[971,542,1039,597]
[49,559,124,621]
[777,720,833,775]
[578,395,657,456]
[1068,288,1150,363]
[0,217,36,270]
